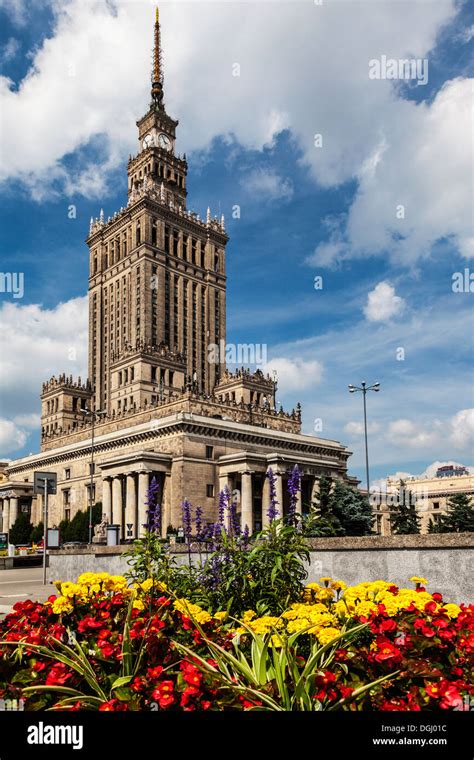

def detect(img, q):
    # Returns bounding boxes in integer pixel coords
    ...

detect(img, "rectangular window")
[205,445,214,460]
[433,501,440,509]
[65,468,71,480]
[206,484,215,498]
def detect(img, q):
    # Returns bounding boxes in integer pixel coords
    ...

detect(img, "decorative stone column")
[112,477,123,536]
[137,472,149,538]
[102,478,112,522]
[3,499,10,534]
[125,473,137,540]
[240,472,253,535]
[296,485,303,516]
[9,497,19,530]
[261,476,270,529]
[275,471,284,518]
[161,472,172,538]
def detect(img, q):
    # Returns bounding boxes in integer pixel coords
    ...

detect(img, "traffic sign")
[33,472,57,495]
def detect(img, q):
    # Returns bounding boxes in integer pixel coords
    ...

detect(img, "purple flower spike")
[287,464,301,519]
[144,477,161,533]
[182,499,193,543]
[266,468,279,523]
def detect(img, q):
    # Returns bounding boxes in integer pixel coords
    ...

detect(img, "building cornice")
[8,413,350,476]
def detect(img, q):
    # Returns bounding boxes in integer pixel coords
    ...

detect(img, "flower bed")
[0,573,472,711]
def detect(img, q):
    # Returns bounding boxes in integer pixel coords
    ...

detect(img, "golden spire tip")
[156,7,159,23]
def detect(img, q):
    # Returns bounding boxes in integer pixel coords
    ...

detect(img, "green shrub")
[9,512,33,545]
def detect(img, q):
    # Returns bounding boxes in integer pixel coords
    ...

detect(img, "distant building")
[373,469,473,535]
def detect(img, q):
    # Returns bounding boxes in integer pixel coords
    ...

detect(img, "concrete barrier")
[48,533,474,605]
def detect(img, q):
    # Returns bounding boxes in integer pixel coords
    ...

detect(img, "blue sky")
[0,0,472,484]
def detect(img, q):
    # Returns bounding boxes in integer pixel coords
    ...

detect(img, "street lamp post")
[348,381,380,495]
[80,406,105,544]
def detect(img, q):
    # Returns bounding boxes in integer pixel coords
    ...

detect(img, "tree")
[59,503,102,543]
[331,481,374,536]
[390,481,421,535]
[305,476,343,537]
[441,493,474,533]
[9,513,33,545]
[305,477,373,537]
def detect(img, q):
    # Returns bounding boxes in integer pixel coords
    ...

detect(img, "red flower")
[97,641,116,659]
[181,662,203,687]
[147,666,164,681]
[99,699,129,711]
[373,637,402,663]
[130,676,146,693]
[46,663,73,686]
[339,685,354,699]
[439,685,463,710]
[370,617,397,634]
[152,680,175,710]
[32,661,46,672]
[314,671,337,688]
[424,601,438,615]
[239,695,263,710]
[425,682,442,698]
[432,593,443,603]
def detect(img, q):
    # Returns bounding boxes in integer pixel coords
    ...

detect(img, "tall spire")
[151,6,164,106]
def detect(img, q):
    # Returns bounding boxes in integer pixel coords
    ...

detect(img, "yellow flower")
[132,599,145,611]
[173,598,212,625]
[330,580,347,592]
[410,576,428,585]
[442,603,461,619]
[214,611,228,622]
[60,582,84,599]
[319,577,333,586]
[242,610,257,623]
[316,627,340,645]
[51,596,74,615]
[243,616,283,635]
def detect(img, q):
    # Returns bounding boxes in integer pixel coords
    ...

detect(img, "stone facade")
[0,12,356,541]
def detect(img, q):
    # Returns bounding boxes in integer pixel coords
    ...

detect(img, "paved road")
[0,567,55,617]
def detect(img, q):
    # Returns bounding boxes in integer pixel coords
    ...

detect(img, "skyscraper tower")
[86,8,228,416]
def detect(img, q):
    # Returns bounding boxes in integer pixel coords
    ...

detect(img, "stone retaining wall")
[48,533,474,605]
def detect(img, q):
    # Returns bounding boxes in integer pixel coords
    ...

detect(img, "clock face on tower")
[158,133,171,151]
[142,134,154,149]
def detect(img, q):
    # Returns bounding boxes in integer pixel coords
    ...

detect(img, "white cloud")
[244,168,293,202]
[0,37,20,66]
[363,281,405,322]
[264,357,323,393]
[344,420,380,436]
[387,409,474,451]
[12,413,41,429]
[449,408,474,448]
[0,418,28,456]
[1,0,468,275]
[0,297,88,422]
